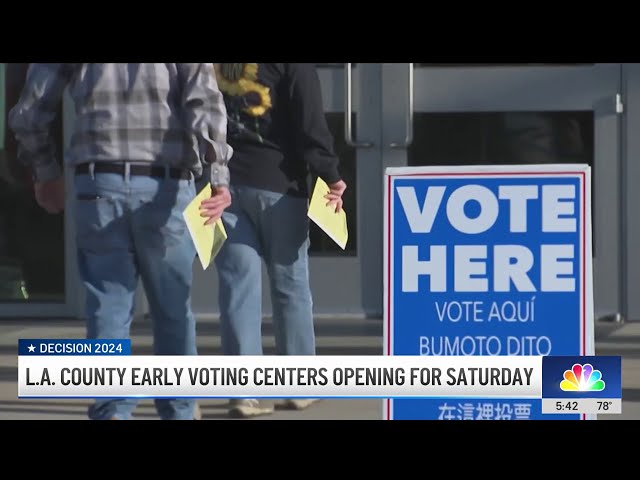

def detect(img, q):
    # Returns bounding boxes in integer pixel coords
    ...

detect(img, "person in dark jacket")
[200,63,346,418]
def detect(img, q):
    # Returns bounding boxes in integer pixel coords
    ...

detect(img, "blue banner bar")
[19,339,131,356]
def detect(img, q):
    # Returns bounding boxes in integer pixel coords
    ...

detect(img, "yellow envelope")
[307,177,348,250]
[183,183,228,270]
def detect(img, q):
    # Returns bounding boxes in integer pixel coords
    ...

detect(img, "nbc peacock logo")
[560,363,606,392]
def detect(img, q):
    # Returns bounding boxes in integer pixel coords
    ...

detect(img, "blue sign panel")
[384,165,593,420]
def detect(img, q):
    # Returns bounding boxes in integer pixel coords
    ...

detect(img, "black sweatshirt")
[215,63,341,198]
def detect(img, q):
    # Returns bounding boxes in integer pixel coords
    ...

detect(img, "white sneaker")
[276,399,321,410]
[228,399,274,419]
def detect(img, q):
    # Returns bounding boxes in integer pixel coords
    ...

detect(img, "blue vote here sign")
[384,165,594,420]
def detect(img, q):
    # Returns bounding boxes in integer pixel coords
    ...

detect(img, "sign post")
[384,165,594,420]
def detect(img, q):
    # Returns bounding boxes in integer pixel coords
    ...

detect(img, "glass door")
[0,63,74,318]
[381,63,623,321]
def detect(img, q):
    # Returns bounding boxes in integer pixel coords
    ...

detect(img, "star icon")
[27,344,35,353]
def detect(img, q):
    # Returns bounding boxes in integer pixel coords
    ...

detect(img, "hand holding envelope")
[307,177,349,250]
[182,183,228,270]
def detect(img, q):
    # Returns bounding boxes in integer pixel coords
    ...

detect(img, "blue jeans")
[215,185,315,356]
[73,164,197,420]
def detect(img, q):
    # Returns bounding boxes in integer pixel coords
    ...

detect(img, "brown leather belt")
[75,163,191,180]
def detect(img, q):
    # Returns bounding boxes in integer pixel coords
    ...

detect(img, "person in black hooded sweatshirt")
[200,63,347,418]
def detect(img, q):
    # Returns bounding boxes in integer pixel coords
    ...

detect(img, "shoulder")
[284,64,321,84]
[260,63,318,83]
[254,63,286,85]
[27,63,75,79]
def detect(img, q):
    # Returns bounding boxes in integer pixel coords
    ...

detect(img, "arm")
[8,63,73,183]
[176,63,233,188]
[287,63,342,185]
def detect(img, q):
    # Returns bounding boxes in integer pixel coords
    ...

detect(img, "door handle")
[390,63,414,149]
[344,63,373,148]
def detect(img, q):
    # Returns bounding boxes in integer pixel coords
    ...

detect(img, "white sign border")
[383,164,595,421]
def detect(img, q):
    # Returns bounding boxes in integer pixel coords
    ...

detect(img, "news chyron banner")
[18,344,546,400]
[384,164,596,420]
[17,340,621,414]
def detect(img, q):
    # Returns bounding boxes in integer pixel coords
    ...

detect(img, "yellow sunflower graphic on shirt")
[214,63,272,117]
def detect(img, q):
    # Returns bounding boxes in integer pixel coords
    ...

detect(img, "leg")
[215,186,273,418]
[131,176,197,420]
[257,190,315,356]
[73,173,138,420]
[255,190,318,411]
[214,187,264,356]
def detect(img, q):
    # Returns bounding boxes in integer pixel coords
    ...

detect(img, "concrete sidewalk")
[0,316,638,420]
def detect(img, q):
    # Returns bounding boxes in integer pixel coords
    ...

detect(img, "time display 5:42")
[556,401,578,411]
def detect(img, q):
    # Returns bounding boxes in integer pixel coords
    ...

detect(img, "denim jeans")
[73,164,197,420]
[215,185,315,356]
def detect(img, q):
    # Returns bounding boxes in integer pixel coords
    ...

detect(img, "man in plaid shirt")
[9,63,233,420]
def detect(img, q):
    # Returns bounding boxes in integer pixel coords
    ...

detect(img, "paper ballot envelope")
[183,183,228,270]
[307,177,348,250]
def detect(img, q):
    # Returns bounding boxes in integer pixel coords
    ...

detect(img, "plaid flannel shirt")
[8,63,233,187]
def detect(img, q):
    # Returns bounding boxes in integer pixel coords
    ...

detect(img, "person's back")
[9,63,233,420]
[11,63,229,185]
[204,63,346,418]
[215,63,341,198]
